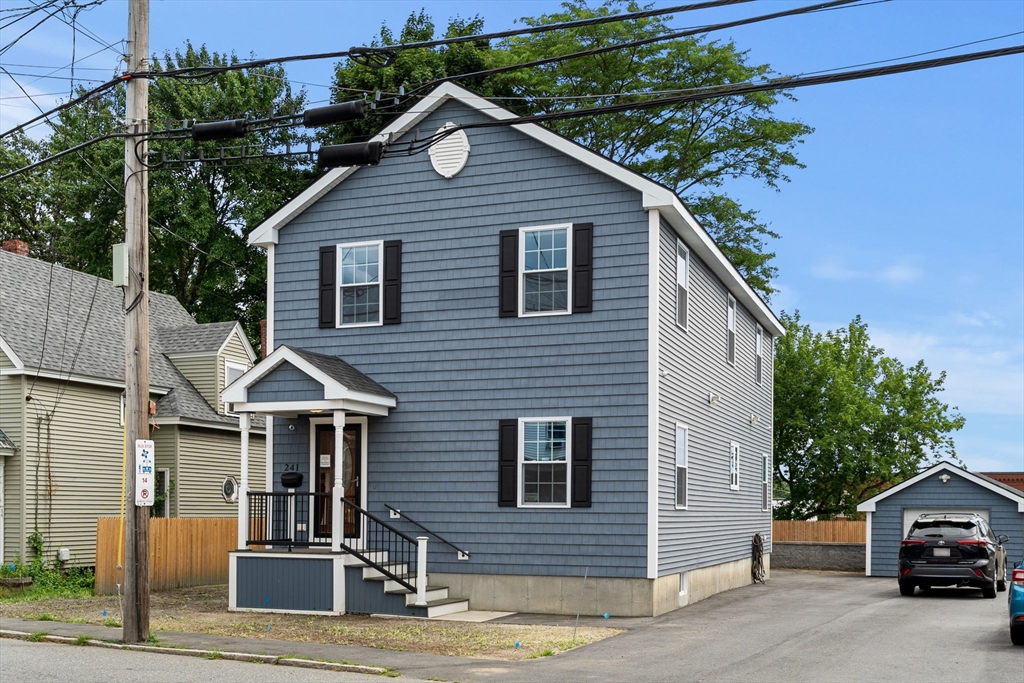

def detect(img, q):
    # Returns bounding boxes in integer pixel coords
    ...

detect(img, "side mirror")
[997,534,1009,544]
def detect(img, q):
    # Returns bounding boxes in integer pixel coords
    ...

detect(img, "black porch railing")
[246,491,422,595]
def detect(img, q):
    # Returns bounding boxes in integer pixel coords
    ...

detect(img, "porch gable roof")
[222,345,396,417]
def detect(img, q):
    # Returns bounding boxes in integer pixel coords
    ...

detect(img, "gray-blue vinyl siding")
[235,555,333,611]
[248,361,324,403]
[656,223,774,576]
[869,470,1024,577]
[271,98,650,579]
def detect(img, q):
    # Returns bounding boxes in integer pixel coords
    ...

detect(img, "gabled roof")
[857,461,1024,513]
[0,250,259,430]
[158,321,256,360]
[223,345,396,417]
[247,82,784,337]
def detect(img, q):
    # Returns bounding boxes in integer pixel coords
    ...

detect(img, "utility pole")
[122,0,150,644]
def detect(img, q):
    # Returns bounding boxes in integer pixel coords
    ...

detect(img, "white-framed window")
[675,424,688,509]
[755,324,764,385]
[726,294,736,365]
[518,417,571,507]
[729,442,740,490]
[519,224,572,316]
[761,454,770,511]
[676,240,689,330]
[223,359,248,416]
[119,392,126,426]
[337,241,383,327]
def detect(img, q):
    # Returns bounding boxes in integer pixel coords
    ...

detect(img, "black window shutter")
[572,417,593,508]
[498,230,518,318]
[572,223,593,314]
[382,240,402,325]
[319,246,336,328]
[498,419,518,506]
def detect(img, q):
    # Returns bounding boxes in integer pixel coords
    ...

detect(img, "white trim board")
[0,336,24,368]
[246,81,784,338]
[857,461,1024,513]
[646,209,660,579]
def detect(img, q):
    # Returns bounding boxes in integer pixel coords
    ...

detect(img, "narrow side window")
[755,324,764,385]
[676,241,688,330]
[675,424,688,508]
[729,442,739,490]
[761,454,770,511]
[726,295,736,365]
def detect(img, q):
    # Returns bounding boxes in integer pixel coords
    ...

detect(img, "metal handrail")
[385,504,470,559]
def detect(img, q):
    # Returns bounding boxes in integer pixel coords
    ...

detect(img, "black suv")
[898,513,1009,598]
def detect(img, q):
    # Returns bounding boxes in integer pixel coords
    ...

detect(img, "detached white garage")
[857,462,1024,578]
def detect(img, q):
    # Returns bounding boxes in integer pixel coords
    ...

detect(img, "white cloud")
[810,259,922,284]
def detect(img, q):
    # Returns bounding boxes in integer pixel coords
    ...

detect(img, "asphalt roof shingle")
[286,346,395,399]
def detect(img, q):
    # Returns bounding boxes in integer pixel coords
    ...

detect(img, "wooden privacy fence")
[773,519,866,543]
[95,517,237,595]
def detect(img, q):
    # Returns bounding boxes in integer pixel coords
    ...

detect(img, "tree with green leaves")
[773,312,966,520]
[330,0,811,297]
[1,42,313,342]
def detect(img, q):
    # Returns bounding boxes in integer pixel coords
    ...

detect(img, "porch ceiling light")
[309,409,324,414]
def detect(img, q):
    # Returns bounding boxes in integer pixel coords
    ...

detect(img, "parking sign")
[135,439,155,507]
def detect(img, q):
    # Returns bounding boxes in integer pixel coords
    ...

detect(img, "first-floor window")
[675,424,688,508]
[729,442,740,490]
[339,241,382,325]
[520,418,570,506]
[761,454,770,511]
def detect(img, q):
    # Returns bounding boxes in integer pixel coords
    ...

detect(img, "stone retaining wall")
[772,542,864,572]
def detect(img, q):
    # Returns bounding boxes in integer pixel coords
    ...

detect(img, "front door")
[315,424,361,539]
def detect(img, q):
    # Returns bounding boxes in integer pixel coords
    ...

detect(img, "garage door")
[903,508,988,536]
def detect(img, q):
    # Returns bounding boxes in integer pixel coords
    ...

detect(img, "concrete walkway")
[3,570,1022,682]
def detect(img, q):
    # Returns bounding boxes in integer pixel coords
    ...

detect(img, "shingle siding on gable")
[272,99,650,579]
[657,223,773,576]
[870,471,1024,577]
[248,362,324,403]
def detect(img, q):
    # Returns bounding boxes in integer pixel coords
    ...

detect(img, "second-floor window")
[755,324,764,385]
[676,241,689,330]
[224,359,248,415]
[521,225,571,315]
[339,241,382,326]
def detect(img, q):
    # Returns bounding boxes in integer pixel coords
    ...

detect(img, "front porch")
[222,345,469,617]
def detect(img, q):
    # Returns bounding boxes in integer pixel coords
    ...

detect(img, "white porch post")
[331,410,346,553]
[237,413,251,550]
[416,536,428,606]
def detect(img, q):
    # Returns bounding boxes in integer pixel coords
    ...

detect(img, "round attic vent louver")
[428,123,470,178]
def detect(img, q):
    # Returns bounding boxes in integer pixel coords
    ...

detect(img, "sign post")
[135,440,155,507]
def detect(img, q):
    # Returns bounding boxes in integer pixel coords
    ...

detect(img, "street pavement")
[2,570,1022,682]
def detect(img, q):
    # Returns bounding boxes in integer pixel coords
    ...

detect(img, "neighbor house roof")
[857,461,1024,513]
[246,82,785,338]
[158,321,256,359]
[980,472,1024,494]
[0,250,259,430]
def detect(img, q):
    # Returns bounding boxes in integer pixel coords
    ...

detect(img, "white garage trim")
[864,511,872,576]
[857,461,1024,513]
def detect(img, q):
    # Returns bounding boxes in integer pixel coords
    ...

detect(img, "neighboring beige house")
[0,241,266,567]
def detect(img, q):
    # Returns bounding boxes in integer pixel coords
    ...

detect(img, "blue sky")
[2,1,1022,472]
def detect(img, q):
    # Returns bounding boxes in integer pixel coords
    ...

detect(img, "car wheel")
[899,580,915,596]
[1011,626,1024,647]
[981,577,997,599]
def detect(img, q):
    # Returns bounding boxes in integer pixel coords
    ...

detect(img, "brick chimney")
[259,319,268,359]
[1,239,29,257]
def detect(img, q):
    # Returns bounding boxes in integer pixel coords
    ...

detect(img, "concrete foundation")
[772,542,864,572]
[433,554,771,617]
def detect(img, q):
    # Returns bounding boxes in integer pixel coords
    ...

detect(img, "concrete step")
[425,597,470,618]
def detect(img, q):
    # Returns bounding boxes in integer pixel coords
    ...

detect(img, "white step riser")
[363,564,407,580]
[403,588,448,605]
[426,599,470,618]
[383,576,426,593]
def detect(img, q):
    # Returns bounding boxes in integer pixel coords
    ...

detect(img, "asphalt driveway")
[435,569,1023,682]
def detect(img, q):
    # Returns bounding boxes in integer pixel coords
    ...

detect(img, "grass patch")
[0,554,94,603]
[103,618,121,628]
[27,631,49,642]
[204,649,222,660]
[35,613,55,621]
[526,648,555,659]
[74,635,90,646]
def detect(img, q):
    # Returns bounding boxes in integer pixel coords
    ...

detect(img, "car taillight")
[901,540,926,546]
[1013,569,1024,586]
[956,539,988,547]
[973,569,986,578]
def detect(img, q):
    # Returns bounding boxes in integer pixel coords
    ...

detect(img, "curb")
[0,629,390,676]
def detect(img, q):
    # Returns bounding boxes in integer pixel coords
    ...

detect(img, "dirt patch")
[0,584,620,660]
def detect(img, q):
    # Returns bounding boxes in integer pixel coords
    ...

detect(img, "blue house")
[857,461,1024,578]
[223,83,784,618]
